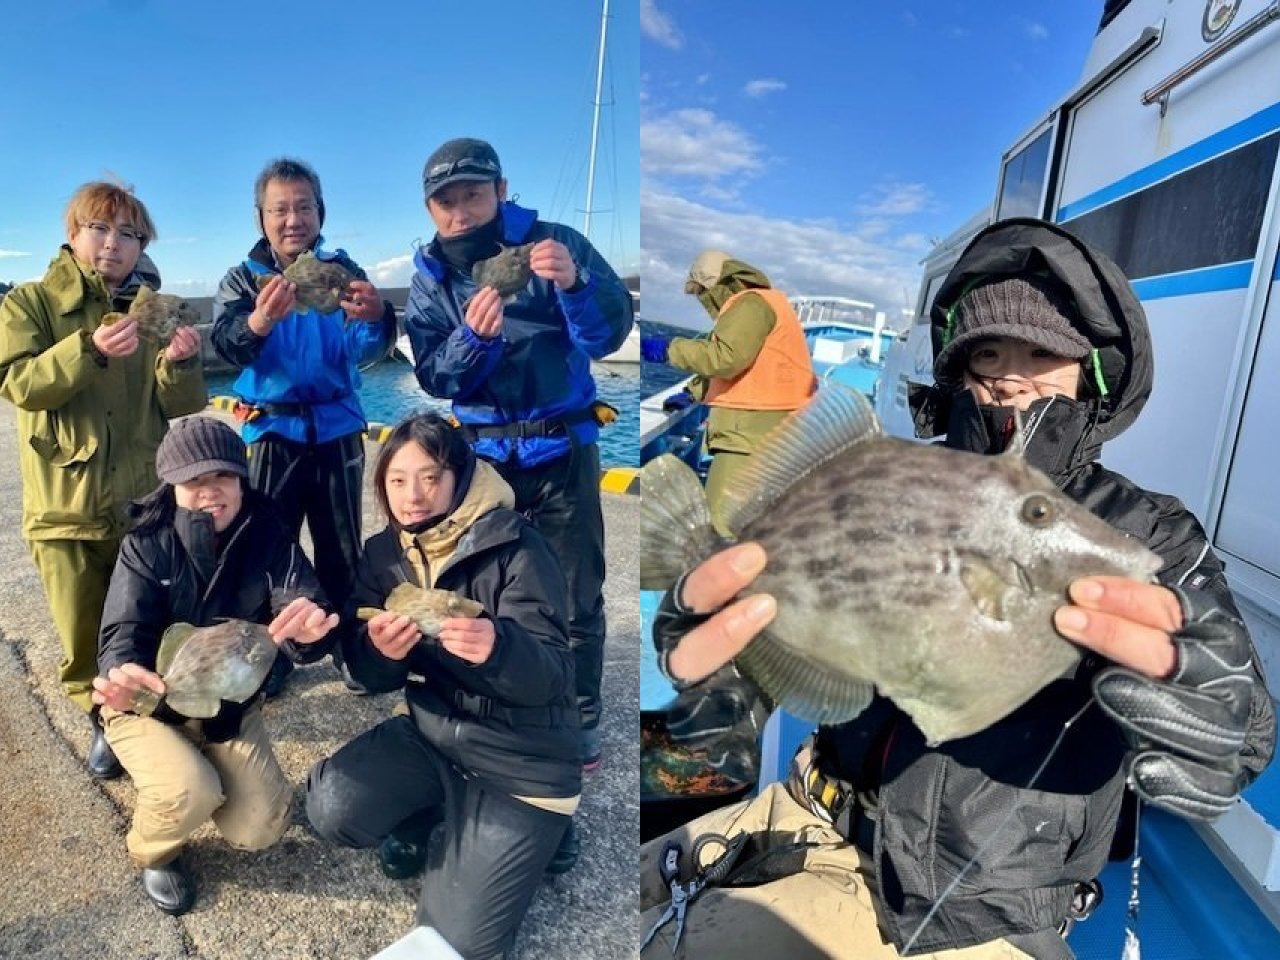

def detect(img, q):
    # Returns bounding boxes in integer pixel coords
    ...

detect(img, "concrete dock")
[0,404,639,960]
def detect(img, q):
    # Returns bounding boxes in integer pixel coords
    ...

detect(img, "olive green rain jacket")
[666,258,793,455]
[0,247,207,541]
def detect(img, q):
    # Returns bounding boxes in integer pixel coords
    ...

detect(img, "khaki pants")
[639,783,1034,960]
[27,537,120,712]
[102,703,292,868]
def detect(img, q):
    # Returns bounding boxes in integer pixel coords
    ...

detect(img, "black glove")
[1092,587,1257,821]
[661,388,696,413]
[652,577,772,785]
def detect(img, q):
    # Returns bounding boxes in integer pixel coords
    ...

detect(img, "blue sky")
[640,2,1101,330]
[0,0,640,296]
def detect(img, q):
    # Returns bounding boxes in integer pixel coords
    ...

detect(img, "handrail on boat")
[1142,1,1280,115]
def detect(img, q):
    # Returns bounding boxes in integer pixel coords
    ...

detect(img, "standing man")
[212,158,394,696]
[641,251,814,533]
[403,137,634,776]
[0,181,206,779]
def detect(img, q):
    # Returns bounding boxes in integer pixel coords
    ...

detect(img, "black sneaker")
[87,711,123,780]
[262,656,294,699]
[142,854,196,915]
[545,820,579,876]
[379,834,428,880]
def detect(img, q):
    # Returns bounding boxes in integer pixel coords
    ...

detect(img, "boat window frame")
[994,118,1060,221]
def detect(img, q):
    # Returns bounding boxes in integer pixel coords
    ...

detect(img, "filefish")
[472,243,534,299]
[256,251,358,313]
[101,286,198,347]
[357,583,485,638]
[641,386,1161,745]
[131,620,278,719]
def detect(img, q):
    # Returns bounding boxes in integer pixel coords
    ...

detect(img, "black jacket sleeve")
[98,533,169,677]
[211,264,267,368]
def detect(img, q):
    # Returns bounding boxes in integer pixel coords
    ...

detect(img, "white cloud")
[372,254,415,287]
[744,78,786,98]
[696,73,711,85]
[0,249,30,258]
[856,181,936,217]
[640,0,683,49]
[641,109,766,180]
[1025,21,1049,41]
[641,189,923,331]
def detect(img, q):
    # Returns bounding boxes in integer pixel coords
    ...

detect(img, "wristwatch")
[566,262,591,294]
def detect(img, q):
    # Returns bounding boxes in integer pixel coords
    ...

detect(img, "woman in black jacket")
[92,416,338,917]
[305,413,581,960]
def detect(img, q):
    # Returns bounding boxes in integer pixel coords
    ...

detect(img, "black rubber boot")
[262,655,294,699]
[87,710,123,780]
[378,806,442,880]
[142,854,196,915]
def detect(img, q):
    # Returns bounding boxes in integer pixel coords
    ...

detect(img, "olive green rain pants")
[27,537,120,712]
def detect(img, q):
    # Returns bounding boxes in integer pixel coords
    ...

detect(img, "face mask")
[435,215,502,274]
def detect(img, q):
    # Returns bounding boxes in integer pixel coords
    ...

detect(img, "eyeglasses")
[424,156,501,184]
[80,221,144,244]
[262,203,319,220]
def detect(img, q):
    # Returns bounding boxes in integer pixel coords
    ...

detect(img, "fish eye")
[1020,494,1055,527]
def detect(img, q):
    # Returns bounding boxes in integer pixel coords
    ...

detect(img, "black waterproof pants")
[247,431,364,610]
[305,716,569,960]
[490,443,606,737]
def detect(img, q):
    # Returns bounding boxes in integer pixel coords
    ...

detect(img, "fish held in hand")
[641,386,1161,744]
[256,251,359,314]
[101,286,199,347]
[357,583,485,638]
[471,243,534,299]
[132,620,278,719]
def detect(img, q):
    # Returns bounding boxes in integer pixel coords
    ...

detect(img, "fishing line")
[902,695,1100,953]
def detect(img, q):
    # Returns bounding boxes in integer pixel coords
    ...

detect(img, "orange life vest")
[705,289,815,410]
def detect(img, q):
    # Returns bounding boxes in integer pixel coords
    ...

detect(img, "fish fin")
[166,693,220,719]
[131,689,161,717]
[156,622,197,675]
[719,384,881,535]
[133,285,155,307]
[640,454,723,590]
[736,625,874,725]
[355,607,385,621]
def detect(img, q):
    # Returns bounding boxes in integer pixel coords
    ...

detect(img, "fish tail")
[640,454,724,590]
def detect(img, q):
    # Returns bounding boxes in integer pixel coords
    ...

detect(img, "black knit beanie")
[934,274,1093,385]
[156,416,248,484]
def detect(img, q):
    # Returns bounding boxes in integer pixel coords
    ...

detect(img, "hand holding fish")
[249,275,298,335]
[268,596,338,646]
[464,286,504,339]
[164,324,202,364]
[1054,576,1179,679]
[92,663,166,713]
[92,314,139,358]
[529,239,576,290]
[367,611,421,660]
[438,616,496,665]
[340,279,384,322]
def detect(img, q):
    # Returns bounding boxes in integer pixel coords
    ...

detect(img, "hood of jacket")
[400,459,517,586]
[44,246,158,316]
[912,218,1153,468]
[696,257,772,319]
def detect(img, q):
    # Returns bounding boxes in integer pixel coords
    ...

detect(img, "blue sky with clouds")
[0,0,639,296]
[640,1,1101,330]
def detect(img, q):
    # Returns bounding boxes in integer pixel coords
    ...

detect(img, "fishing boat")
[644,2,1280,954]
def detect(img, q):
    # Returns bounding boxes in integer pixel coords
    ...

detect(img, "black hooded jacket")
[823,219,1276,952]
[98,491,332,741]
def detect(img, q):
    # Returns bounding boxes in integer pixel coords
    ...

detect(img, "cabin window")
[997,128,1053,220]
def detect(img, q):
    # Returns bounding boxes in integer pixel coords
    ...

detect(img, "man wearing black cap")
[212,157,396,696]
[403,137,634,777]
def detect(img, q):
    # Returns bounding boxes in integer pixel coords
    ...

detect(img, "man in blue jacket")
[212,157,394,695]
[403,138,634,779]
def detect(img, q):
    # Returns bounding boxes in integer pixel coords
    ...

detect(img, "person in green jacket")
[0,180,207,779]
[641,251,815,532]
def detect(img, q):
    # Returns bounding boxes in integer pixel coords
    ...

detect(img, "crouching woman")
[305,413,580,960]
[91,416,338,915]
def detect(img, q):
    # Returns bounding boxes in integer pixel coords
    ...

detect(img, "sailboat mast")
[583,0,610,238]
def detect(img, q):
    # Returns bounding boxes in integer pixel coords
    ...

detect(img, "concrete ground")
[0,404,639,960]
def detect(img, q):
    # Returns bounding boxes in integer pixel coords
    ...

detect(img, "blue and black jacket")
[211,238,393,445]
[403,202,634,467]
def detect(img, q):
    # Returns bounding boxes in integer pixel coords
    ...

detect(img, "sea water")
[207,359,641,468]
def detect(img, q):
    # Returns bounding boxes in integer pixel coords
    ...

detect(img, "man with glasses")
[401,136,633,873]
[212,157,394,696]
[0,180,206,779]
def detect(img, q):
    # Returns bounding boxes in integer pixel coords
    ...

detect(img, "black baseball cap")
[422,138,503,200]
